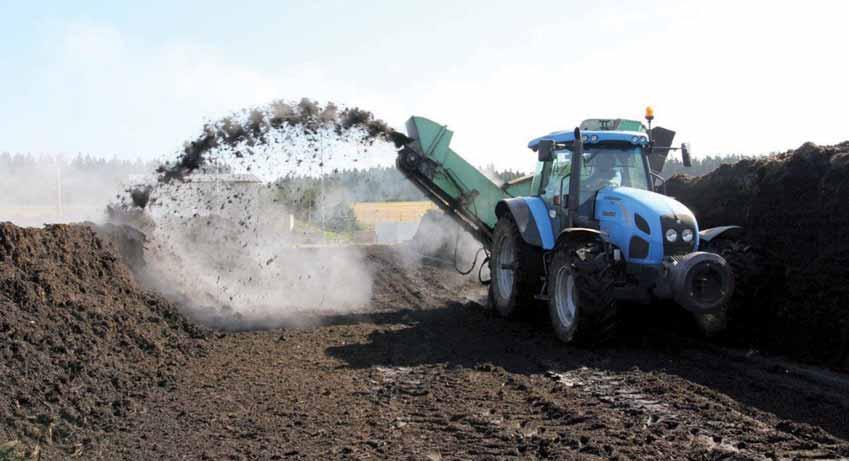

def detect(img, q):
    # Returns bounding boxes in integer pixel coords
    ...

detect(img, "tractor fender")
[495,197,555,249]
[555,228,603,249]
[699,225,743,243]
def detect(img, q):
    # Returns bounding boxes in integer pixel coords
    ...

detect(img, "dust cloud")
[136,191,374,330]
[109,99,402,330]
[480,165,506,188]
[408,209,490,283]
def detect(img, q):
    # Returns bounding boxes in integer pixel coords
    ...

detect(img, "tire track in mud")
[360,307,849,458]
[498,321,849,459]
[366,364,559,459]
[531,364,848,459]
[339,248,849,459]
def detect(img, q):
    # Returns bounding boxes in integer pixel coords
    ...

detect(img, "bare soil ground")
[4,225,849,460]
[94,247,849,460]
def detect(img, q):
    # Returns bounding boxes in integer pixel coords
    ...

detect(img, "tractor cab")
[528,126,653,227]
[526,109,692,231]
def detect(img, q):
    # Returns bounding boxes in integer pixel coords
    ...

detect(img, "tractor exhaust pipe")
[567,127,583,227]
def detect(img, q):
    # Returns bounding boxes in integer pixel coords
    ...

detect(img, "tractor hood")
[599,187,695,222]
[595,186,699,263]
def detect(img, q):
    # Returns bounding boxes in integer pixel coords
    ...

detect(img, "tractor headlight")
[681,228,694,243]
[665,229,678,243]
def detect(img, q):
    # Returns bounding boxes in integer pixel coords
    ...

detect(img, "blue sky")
[1,1,847,170]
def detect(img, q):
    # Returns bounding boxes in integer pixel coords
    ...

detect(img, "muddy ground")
[99,246,849,460]
[5,225,848,459]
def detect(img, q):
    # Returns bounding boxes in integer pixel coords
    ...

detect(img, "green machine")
[396,116,531,246]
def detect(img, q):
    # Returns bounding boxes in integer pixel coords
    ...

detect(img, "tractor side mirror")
[681,143,692,167]
[537,140,554,162]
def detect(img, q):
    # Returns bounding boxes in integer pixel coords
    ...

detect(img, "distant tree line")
[0,153,159,206]
[0,151,747,211]
[0,152,159,175]
[660,154,750,178]
[271,165,532,209]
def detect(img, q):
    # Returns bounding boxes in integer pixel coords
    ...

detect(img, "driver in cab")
[582,153,622,191]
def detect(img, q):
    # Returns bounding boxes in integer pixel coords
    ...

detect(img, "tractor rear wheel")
[489,216,537,317]
[547,240,618,345]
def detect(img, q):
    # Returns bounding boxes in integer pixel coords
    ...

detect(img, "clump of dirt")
[128,185,154,209]
[667,141,849,368]
[0,223,205,456]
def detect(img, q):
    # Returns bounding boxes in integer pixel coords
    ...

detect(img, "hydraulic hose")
[452,228,491,285]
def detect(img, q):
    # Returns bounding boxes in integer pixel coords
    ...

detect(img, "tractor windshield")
[544,145,649,216]
[579,146,649,191]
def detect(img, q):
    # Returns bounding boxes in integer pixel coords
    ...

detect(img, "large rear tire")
[547,240,618,345]
[488,216,538,317]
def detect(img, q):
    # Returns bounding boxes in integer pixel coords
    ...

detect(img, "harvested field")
[2,223,849,459]
[352,201,435,229]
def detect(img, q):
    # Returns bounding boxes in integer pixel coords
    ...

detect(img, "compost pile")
[667,141,849,367]
[0,223,205,455]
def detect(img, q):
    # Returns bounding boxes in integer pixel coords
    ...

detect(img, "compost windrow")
[0,223,205,456]
[667,141,849,368]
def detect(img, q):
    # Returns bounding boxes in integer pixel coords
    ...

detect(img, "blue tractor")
[396,108,744,344]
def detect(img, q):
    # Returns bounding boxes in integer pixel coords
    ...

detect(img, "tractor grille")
[661,215,696,256]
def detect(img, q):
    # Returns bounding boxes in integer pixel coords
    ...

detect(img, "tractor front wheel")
[548,240,618,345]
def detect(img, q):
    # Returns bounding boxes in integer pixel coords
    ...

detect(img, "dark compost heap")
[668,141,849,368]
[0,223,205,455]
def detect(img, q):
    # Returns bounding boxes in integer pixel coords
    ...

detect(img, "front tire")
[548,240,618,345]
